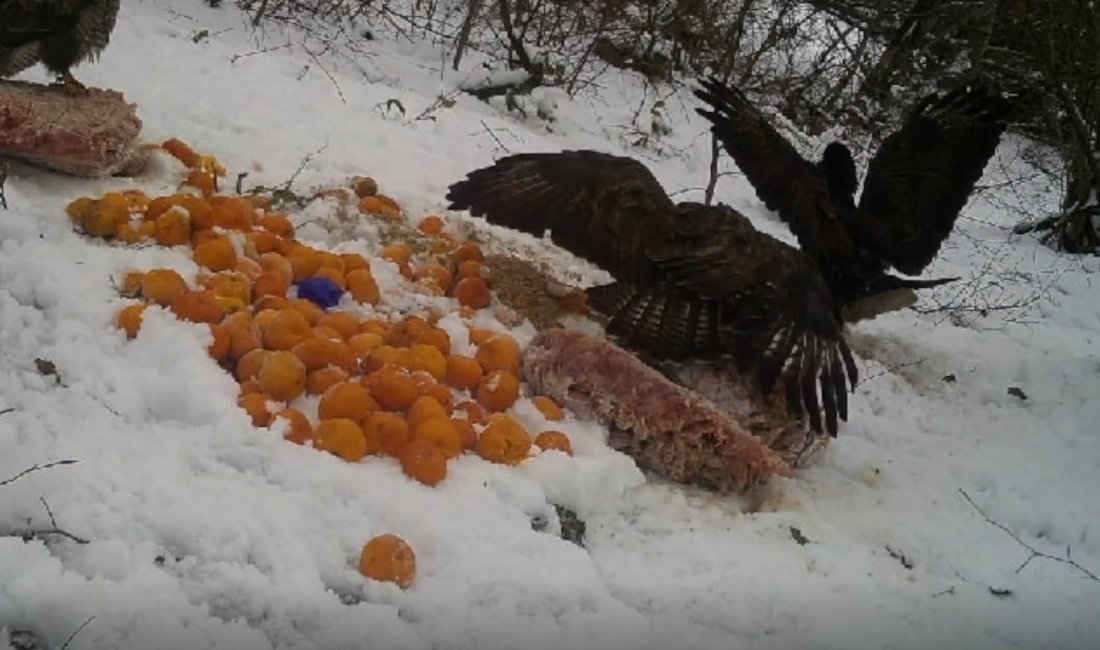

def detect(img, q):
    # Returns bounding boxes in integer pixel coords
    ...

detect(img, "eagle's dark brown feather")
[854,86,1014,275]
[691,78,870,280]
[693,76,1013,317]
[446,150,858,436]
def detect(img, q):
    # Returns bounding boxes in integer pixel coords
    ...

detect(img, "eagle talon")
[51,71,89,96]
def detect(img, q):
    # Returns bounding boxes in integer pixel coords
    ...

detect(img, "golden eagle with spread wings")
[0,0,121,94]
[693,76,1014,322]
[446,150,859,437]
[444,78,1012,438]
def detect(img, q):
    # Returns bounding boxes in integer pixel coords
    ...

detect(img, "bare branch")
[959,488,1099,583]
[0,460,79,488]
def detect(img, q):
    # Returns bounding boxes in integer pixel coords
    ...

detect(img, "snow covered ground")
[2,1,1099,649]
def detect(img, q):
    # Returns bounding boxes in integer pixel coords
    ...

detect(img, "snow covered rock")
[0,80,143,177]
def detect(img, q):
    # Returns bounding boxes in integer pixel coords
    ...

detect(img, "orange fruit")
[358,533,415,589]
[399,439,448,486]
[534,430,573,455]
[315,419,368,462]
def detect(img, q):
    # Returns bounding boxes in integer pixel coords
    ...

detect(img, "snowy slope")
[1,2,1098,649]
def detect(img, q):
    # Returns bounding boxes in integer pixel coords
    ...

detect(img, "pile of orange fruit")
[68,137,580,590]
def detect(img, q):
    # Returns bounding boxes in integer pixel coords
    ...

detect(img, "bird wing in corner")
[853,84,1014,276]
[0,1,89,47]
[445,151,857,435]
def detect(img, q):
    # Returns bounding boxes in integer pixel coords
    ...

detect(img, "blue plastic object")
[296,276,344,309]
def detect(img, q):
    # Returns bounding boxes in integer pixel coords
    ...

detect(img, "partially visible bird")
[693,76,1014,323]
[0,0,121,95]
[446,149,859,438]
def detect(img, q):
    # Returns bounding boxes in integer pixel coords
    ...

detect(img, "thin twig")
[229,42,294,64]
[479,119,511,154]
[959,488,1099,583]
[300,41,347,105]
[39,496,89,542]
[284,144,329,189]
[59,616,96,650]
[0,460,79,488]
[12,497,91,545]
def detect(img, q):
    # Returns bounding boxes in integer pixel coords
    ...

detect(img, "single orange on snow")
[417,381,453,410]
[415,327,451,356]
[207,323,231,360]
[306,366,350,396]
[467,326,496,347]
[222,311,261,361]
[162,137,200,168]
[411,418,463,459]
[452,276,491,310]
[314,418,368,462]
[288,247,323,282]
[362,411,411,457]
[312,266,347,291]
[211,196,255,232]
[347,332,384,359]
[452,400,484,424]
[358,533,416,589]
[414,263,452,294]
[405,395,448,431]
[168,289,223,324]
[238,392,274,427]
[534,430,573,455]
[476,369,521,412]
[456,260,486,280]
[474,333,521,376]
[346,269,381,305]
[444,354,482,390]
[290,336,339,372]
[353,176,378,198]
[259,213,295,238]
[193,237,238,272]
[236,348,271,383]
[451,417,477,451]
[274,408,313,445]
[262,308,312,351]
[252,270,290,301]
[317,381,377,422]
[256,350,307,402]
[399,438,448,486]
[116,303,146,339]
[385,315,430,348]
[417,215,445,235]
[316,311,359,341]
[451,241,484,264]
[141,268,188,306]
[367,366,419,411]
[379,244,413,266]
[402,343,448,381]
[153,209,192,247]
[530,395,564,421]
[362,345,404,373]
[476,416,532,465]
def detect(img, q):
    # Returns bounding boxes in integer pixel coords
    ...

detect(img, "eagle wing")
[692,76,860,270]
[445,149,675,289]
[0,0,91,47]
[853,85,1014,276]
[445,150,858,435]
